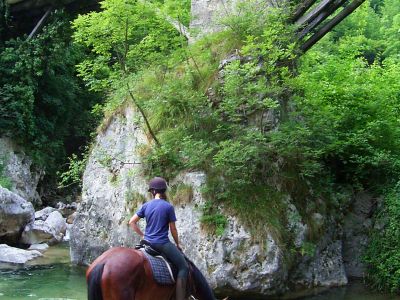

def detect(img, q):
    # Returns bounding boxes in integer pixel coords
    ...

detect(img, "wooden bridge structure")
[6,0,366,52]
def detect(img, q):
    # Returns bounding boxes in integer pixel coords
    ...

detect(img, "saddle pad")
[141,250,177,285]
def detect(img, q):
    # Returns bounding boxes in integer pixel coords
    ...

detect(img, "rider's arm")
[129,214,144,239]
[169,222,181,250]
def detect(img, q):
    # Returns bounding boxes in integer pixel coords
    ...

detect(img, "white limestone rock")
[28,243,49,252]
[0,244,42,264]
[21,211,67,245]
[190,0,280,41]
[0,137,42,205]
[0,187,34,244]
[35,206,57,221]
[70,106,149,264]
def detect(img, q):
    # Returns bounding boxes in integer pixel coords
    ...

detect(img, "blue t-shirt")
[136,199,177,244]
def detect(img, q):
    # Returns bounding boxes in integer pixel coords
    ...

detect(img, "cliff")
[69,106,368,298]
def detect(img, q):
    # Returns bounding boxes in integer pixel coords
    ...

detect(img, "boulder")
[35,206,57,221]
[21,211,66,245]
[70,106,148,264]
[56,201,77,217]
[66,211,77,224]
[28,243,49,252]
[46,211,67,238]
[0,244,42,264]
[0,187,34,245]
[64,223,72,241]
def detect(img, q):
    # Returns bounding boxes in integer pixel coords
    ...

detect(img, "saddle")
[135,241,199,298]
[135,240,178,285]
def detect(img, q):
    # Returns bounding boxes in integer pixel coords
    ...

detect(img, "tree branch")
[126,83,161,147]
[27,6,52,40]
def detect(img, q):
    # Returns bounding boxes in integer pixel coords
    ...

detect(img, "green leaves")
[0,11,102,176]
[364,184,400,293]
[291,43,400,185]
[72,0,185,91]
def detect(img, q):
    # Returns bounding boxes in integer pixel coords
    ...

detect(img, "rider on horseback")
[129,177,189,300]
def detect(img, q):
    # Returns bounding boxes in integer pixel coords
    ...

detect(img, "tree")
[72,0,187,145]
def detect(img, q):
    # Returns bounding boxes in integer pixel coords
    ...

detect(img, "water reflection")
[299,281,400,300]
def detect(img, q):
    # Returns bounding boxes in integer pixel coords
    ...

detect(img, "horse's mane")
[186,257,216,300]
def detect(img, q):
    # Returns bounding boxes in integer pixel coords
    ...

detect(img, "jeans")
[152,241,189,278]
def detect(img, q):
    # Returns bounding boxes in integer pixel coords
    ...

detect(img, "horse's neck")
[189,262,216,300]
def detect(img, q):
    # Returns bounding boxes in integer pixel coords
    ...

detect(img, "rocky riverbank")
[0,186,76,265]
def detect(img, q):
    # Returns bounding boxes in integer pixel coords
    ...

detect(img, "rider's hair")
[150,188,168,200]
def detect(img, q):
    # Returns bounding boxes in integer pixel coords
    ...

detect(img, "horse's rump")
[87,247,175,300]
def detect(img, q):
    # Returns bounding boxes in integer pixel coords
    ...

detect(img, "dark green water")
[0,244,87,300]
[298,282,400,300]
[0,244,399,300]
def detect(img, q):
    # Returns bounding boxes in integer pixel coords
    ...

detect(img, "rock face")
[342,191,375,278]
[70,106,350,297]
[70,107,149,264]
[172,172,287,297]
[190,0,283,40]
[0,187,34,245]
[190,0,239,36]
[0,137,42,205]
[0,244,42,264]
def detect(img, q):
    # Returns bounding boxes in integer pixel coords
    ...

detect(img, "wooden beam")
[300,0,366,52]
[296,0,335,26]
[291,0,318,23]
[297,0,347,39]
[27,6,52,40]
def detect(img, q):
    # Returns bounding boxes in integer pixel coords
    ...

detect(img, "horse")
[86,247,219,300]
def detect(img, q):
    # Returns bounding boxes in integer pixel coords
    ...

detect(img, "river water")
[0,243,399,300]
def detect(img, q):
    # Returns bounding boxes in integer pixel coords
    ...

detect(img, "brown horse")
[87,247,218,300]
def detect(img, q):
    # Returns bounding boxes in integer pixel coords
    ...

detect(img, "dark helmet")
[148,177,168,191]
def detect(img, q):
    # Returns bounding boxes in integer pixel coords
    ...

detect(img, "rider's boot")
[176,277,187,300]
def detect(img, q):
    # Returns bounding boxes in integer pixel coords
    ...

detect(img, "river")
[0,244,399,300]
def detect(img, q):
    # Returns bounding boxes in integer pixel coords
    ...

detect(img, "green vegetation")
[200,200,227,237]
[2,0,400,292]
[0,156,11,190]
[0,6,102,185]
[363,184,400,293]
[72,0,400,255]
[169,183,193,205]
[289,1,400,189]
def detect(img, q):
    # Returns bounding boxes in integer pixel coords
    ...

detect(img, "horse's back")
[87,247,141,277]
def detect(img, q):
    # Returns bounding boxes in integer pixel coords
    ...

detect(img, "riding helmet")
[148,177,168,191]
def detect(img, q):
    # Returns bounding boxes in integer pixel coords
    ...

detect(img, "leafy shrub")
[364,184,400,292]
[0,10,102,176]
[200,201,227,236]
